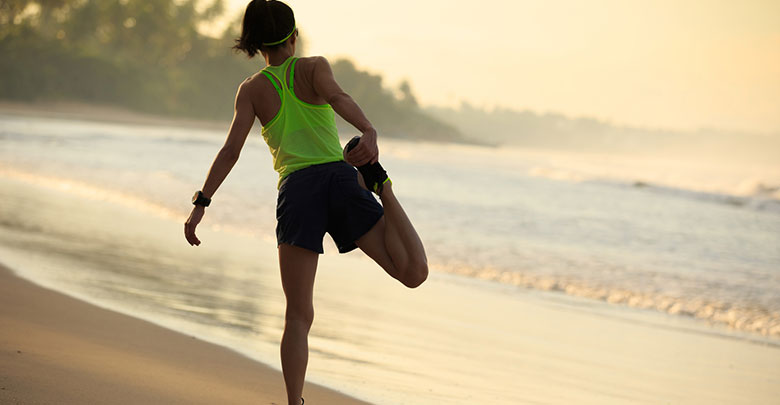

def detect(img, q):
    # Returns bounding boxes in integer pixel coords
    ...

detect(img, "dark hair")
[233,0,295,58]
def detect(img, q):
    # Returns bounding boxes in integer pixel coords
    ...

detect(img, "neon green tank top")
[260,57,343,186]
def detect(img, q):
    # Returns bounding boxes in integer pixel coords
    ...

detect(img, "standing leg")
[357,182,428,288]
[278,243,319,405]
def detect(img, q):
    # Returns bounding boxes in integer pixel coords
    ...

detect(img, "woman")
[183,1,428,404]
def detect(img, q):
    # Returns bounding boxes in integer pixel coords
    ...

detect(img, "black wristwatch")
[192,190,211,207]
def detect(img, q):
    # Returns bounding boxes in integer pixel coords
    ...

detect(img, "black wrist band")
[192,190,211,207]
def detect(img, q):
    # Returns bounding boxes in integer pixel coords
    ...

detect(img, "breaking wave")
[528,166,780,213]
[435,263,780,340]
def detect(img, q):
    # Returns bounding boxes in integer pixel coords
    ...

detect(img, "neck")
[265,47,295,66]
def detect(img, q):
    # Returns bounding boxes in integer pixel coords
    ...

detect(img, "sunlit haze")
[222,0,780,134]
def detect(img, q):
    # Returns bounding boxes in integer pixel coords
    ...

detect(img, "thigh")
[355,217,399,277]
[278,244,319,317]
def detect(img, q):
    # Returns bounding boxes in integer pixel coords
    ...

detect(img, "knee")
[285,305,314,329]
[401,261,428,289]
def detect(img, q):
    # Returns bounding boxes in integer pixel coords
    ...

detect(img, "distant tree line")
[0,0,243,118]
[330,59,467,142]
[428,102,780,162]
[0,0,464,142]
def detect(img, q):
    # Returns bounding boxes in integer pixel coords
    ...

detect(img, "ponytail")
[233,0,296,58]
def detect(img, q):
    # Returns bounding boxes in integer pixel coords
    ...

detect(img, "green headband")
[262,26,296,46]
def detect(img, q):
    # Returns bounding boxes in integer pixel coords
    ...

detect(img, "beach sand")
[0,264,369,405]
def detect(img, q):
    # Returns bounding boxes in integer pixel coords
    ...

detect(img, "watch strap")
[192,191,211,207]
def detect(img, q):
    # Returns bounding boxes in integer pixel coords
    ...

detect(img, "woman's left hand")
[346,128,379,166]
[184,205,205,246]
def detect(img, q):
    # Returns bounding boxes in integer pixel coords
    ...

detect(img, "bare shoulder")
[296,56,330,76]
[235,71,277,103]
[297,55,328,66]
[241,71,270,91]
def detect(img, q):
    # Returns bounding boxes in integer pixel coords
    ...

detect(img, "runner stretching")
[184,1,428,404]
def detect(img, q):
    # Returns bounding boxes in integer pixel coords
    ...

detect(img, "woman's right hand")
[184,205,205,246]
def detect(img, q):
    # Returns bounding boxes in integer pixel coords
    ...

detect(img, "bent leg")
[356,183,428,288]
[278,244,318,405]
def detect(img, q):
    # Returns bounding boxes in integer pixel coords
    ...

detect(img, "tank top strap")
[261,70,283,98]
[261,56,296,97]
[287,58,298,91]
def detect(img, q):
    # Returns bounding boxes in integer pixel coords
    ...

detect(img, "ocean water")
[1,113,779,403]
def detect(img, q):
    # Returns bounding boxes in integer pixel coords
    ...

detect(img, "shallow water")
[2,114,777,337]
[1,113,780,403]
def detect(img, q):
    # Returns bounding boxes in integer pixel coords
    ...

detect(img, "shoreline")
[0,100,228,132]
[0,263,370,405]
[0,100,487,146]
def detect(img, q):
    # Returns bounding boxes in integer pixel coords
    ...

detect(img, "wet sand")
[0,264,369,405]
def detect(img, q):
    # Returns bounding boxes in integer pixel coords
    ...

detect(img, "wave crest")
[435,263,780,340]
[528,165,780,213]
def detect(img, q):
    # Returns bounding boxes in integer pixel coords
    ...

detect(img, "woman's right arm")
[184,81,255,246]
[311,56,378,167]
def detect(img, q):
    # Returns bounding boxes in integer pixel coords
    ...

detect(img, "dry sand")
[0,264,369,405]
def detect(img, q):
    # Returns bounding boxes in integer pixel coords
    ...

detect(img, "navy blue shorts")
[276,161,384,254]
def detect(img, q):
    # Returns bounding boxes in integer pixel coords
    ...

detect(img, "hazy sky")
[223,0,780,134]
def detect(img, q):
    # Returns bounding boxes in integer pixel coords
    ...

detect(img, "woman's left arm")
[185,82,255,246]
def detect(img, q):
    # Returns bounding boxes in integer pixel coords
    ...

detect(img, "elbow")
[326,91,351,107]
[220,147,240,164]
